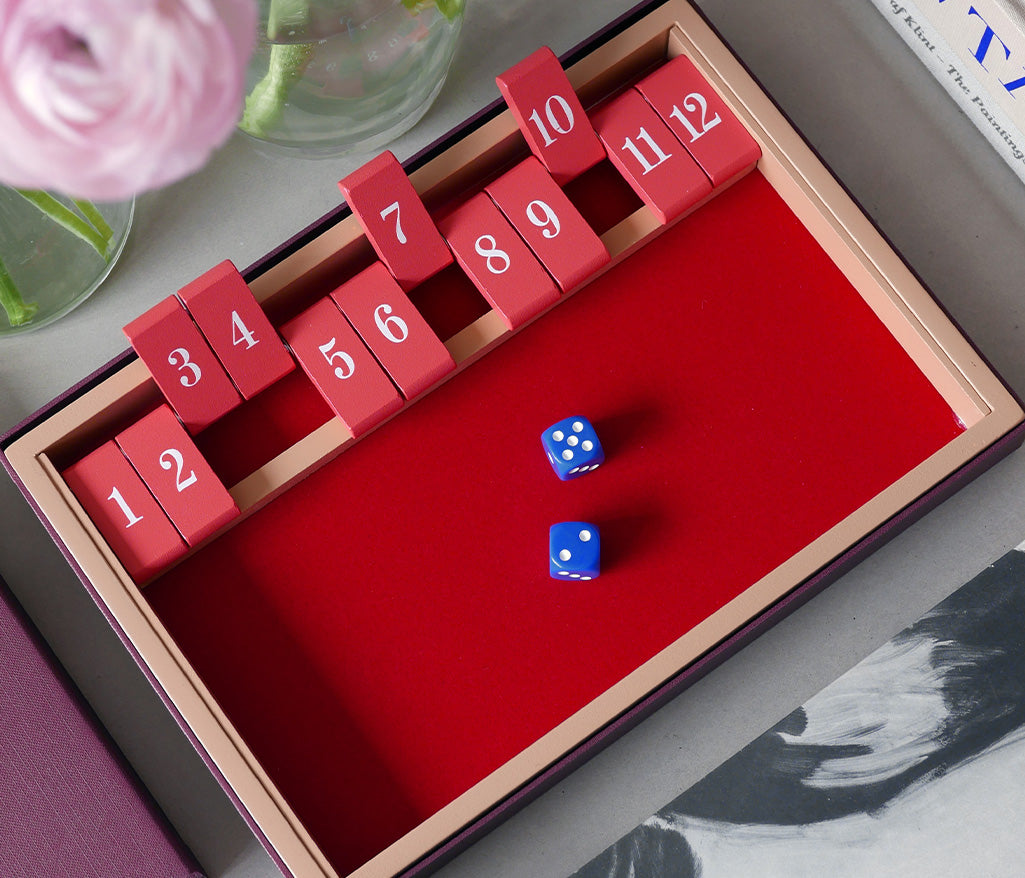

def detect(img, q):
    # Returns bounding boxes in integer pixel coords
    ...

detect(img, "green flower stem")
[402,0,465,21]
[241,41,315,138]
[0,255,38,327]
[267,0,311,37]
[16,190,112,260]
[73,198,114,245]
[240,0,314,139]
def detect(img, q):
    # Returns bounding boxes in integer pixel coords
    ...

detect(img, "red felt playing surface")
[144,172,963,875]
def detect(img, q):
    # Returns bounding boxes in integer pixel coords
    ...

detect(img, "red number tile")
[486,156,610,292]
[116,405,239,547]
[63,441,186,583]
[338,151,452,291]
[590,88,712,224]
[330,262,454,400]
[123,296,241,434]
[177,260,294,400]
[636,55,760,187]
[280,297,403,437]
[496,46,606,185]
[437,192,560,331]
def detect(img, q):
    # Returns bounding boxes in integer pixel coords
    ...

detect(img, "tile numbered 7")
[338,151,453,291]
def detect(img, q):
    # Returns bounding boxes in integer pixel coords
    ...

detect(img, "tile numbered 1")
[338,150,453,291]
[330,262,455,400]
[496,46,606,185]
[486,156,610,292]
[281,297,403,437]
[178,260,294,400]
[636,55,761,187]
[123,296,242,434]
[63,441,187,583]
[438,192,561,331]
[116,405,239,546]
[590,88,712,224]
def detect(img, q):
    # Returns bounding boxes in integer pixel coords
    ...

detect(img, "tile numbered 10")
[496,46,606,185]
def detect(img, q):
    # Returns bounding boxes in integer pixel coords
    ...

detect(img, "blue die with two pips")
[541,415,604,480]
[550,522,600,580]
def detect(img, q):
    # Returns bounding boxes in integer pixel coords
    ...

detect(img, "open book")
[868,0,1025,186]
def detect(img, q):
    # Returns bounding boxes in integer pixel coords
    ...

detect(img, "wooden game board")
[4,3,1024,877]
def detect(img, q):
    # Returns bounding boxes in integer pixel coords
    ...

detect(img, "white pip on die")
[541,416,604,480]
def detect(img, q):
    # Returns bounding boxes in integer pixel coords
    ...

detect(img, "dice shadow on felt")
[599,505,671,572]
[594,404,663,461]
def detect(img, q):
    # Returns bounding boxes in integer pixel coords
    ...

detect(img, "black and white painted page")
[571,543,1025,877]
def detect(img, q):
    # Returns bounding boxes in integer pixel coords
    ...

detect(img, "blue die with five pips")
[541,415,604,480]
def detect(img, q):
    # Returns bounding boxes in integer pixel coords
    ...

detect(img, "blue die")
[541,416,604,480]
[550,522,600,580]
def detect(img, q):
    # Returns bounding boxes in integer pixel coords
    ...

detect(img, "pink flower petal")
[0,0,257,199]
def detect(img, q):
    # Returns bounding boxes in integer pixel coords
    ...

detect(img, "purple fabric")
[0,576,203,878]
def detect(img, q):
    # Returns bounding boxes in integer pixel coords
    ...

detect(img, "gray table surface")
[3,1,1025,876]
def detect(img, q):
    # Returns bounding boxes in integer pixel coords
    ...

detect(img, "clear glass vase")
[0,188,133,336]
[239,0,465,156]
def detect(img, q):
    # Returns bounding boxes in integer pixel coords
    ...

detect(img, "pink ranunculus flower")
[0,0,257,201]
